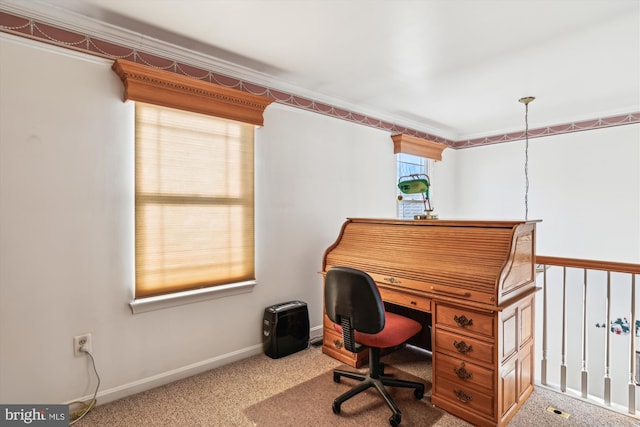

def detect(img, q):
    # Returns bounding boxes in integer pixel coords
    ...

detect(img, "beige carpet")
[74,344,640,426]
[244,365,443,426]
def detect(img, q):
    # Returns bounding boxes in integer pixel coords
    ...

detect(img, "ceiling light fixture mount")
[519,96,535,221]
[519,96,536,105]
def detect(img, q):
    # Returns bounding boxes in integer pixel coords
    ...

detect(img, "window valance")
[391,134,447,161]
[112,59,273,126]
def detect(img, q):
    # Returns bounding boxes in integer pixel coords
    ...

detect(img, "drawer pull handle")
[384,277,402,284]
[410,300,417,306]
[333,339,343,349]
[454,315,473,328]
[454,362,473,380]
[454,389,473,403]
[454,340,473,354]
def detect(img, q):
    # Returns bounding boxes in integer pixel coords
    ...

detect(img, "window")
[111,59,272,306]
[396,153,431,220]
[135,103,255,298]
[391,134,446,220]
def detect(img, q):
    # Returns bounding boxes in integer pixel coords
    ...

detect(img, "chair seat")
[334,311,422,349]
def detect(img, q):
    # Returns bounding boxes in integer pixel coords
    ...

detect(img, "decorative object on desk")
[519,96,535,221]
[397,174,438,220]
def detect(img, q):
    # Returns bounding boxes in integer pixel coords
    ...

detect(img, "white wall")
[256,103,397,323]
[436,126,640,263]
[0,34,396,404]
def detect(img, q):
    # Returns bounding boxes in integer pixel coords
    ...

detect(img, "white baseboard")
[310,324,323,339]
[70,344,264,406]
[70,325,323,406]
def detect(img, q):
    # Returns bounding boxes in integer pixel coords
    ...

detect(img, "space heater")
[262,300,309,359]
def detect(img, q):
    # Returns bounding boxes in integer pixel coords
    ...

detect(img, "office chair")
[324,266,425,427]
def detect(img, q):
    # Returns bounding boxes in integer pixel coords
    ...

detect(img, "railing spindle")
[629,274,637,414]
[604,271,611,405]
[541,263,548,386]
[581,268,588,398]
[561,266,567,392]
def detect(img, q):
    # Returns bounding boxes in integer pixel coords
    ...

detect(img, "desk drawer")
[378,286,431,312]
[435,329,494,366]
[436,304,494,338]
[434,376,494,418]
[435,352,494,391]
[322,326,367,368]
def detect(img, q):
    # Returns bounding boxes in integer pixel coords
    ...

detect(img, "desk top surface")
[346,217,542,227]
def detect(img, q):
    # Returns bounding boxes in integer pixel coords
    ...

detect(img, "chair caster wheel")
[389,413,401,426]
[333,372,341,383]
[332,401,341,414]
[414,386,425,399]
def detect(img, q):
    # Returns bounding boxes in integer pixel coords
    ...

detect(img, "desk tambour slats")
[321,218,539,427]
[324,219,535,301]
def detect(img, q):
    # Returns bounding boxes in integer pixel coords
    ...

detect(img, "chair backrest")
[324,266,385,352]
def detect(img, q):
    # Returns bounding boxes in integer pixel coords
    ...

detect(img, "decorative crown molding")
[0,6,638,149]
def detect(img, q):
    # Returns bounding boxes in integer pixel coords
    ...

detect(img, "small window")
[396,153,431,220]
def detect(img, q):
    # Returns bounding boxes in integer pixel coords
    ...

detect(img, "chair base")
[331,348,425,427]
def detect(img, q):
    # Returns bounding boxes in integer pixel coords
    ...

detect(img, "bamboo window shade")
[111,59,273,299]
[135,103,255,298]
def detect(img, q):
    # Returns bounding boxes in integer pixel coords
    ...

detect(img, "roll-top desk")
[321,218,539,427]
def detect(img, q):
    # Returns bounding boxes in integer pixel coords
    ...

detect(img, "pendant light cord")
[524,102,529,221]
[519,96,534,221]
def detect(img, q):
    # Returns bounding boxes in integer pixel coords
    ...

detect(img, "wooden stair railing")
[536,255,640,416]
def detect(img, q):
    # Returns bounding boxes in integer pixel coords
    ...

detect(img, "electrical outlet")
[73,333,92,356]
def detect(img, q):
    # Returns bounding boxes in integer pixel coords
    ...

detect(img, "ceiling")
[8,0,640,141]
